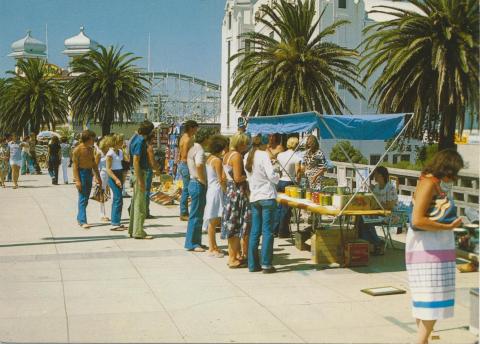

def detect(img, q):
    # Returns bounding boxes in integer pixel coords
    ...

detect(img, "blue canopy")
[246,111,410,140]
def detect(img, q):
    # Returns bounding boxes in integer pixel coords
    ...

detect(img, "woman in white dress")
[95,137,110,222]
[203,135,229,258]
[407,149,464,344]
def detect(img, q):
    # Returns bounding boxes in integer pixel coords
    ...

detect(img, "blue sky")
[0,0,225,83]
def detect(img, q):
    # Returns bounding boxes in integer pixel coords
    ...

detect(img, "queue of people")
[176,121,332,273]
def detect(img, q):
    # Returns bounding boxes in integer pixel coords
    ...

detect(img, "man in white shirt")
[184,129,209,252]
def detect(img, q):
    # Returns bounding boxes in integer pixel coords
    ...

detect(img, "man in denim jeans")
[177,120,198,221]
[72,130,102,229]
[184,129,209,252]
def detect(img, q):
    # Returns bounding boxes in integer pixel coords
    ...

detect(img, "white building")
[220,0,437,166]
[8,30,47,60]
[220,0,255,135]
[63,26,99,68]
[220,0,418,135]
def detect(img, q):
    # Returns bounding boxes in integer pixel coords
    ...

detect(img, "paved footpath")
[0,172,478,343]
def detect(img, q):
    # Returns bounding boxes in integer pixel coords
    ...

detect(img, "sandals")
[134,235,154,240]
[192,247,205,252]
[110,225,127,231]
[79,223,92,229]
[228,261,247,269]
[208,250,225,258]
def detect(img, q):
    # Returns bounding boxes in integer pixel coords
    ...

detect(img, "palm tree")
[0,58,68,133]
[230,0,363,117]
[68,45,149,136]
[362,0,479,150]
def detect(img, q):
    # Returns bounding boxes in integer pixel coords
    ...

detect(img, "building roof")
[63,26,98,56]
[9,30,47,58]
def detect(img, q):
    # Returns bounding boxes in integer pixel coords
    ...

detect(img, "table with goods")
[277,186,391,267]
[453,224,479,270]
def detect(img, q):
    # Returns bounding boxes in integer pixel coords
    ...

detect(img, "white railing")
[326,161,479,217]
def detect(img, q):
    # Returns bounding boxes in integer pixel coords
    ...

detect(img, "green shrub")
[330,141,368,164]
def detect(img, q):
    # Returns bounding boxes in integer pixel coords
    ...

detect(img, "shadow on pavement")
[18,185,52,189]
[150,232,185,239]
[147,215,180,219]
[0,235,128,248]
[144,224,171,228]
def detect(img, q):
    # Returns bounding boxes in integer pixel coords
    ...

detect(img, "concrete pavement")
[0,172,478,343]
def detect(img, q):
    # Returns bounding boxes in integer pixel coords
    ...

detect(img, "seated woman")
[357,166,397,254]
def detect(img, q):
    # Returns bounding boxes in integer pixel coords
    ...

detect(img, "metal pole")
[322,113,414,224]
[317,114,385,224]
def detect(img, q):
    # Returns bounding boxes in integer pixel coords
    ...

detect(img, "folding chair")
[381,206,410,249]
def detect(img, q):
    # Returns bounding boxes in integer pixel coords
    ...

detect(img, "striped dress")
[406,175,456,320]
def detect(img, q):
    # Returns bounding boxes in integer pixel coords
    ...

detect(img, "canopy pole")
[355,113,415,192]
[318,112,414,225]
[316,113,386,224]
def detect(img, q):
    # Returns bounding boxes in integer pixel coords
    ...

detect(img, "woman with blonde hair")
[221,132,251,268]
[96,136,111,222]
[407,149,464,344]
[106,134,126,231]
[274,136,301,237]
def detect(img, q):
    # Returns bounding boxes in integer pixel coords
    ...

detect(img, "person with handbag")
[128,121,155,239]
[72,130,102,229]
[407,149,464,344]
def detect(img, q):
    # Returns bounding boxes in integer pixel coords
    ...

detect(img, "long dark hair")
[245,135,262,173]
[423,149,464,179]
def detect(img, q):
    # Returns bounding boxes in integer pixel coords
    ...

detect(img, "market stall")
[247,111,414,266]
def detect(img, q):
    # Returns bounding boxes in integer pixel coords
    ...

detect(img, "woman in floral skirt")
[221,132,251,268]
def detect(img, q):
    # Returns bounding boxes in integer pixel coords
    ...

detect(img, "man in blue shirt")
[128,121,155,239]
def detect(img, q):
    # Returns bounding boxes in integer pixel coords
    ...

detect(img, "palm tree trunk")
[101,119,111,136]
[438,105,457,151]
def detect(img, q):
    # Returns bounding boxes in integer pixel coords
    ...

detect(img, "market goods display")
[150,174,181,206]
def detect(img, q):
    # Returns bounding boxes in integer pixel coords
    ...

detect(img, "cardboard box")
[295,231,310,251]
[311,227,357,265]
[333,194,376,210]
[344,240,369,267]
